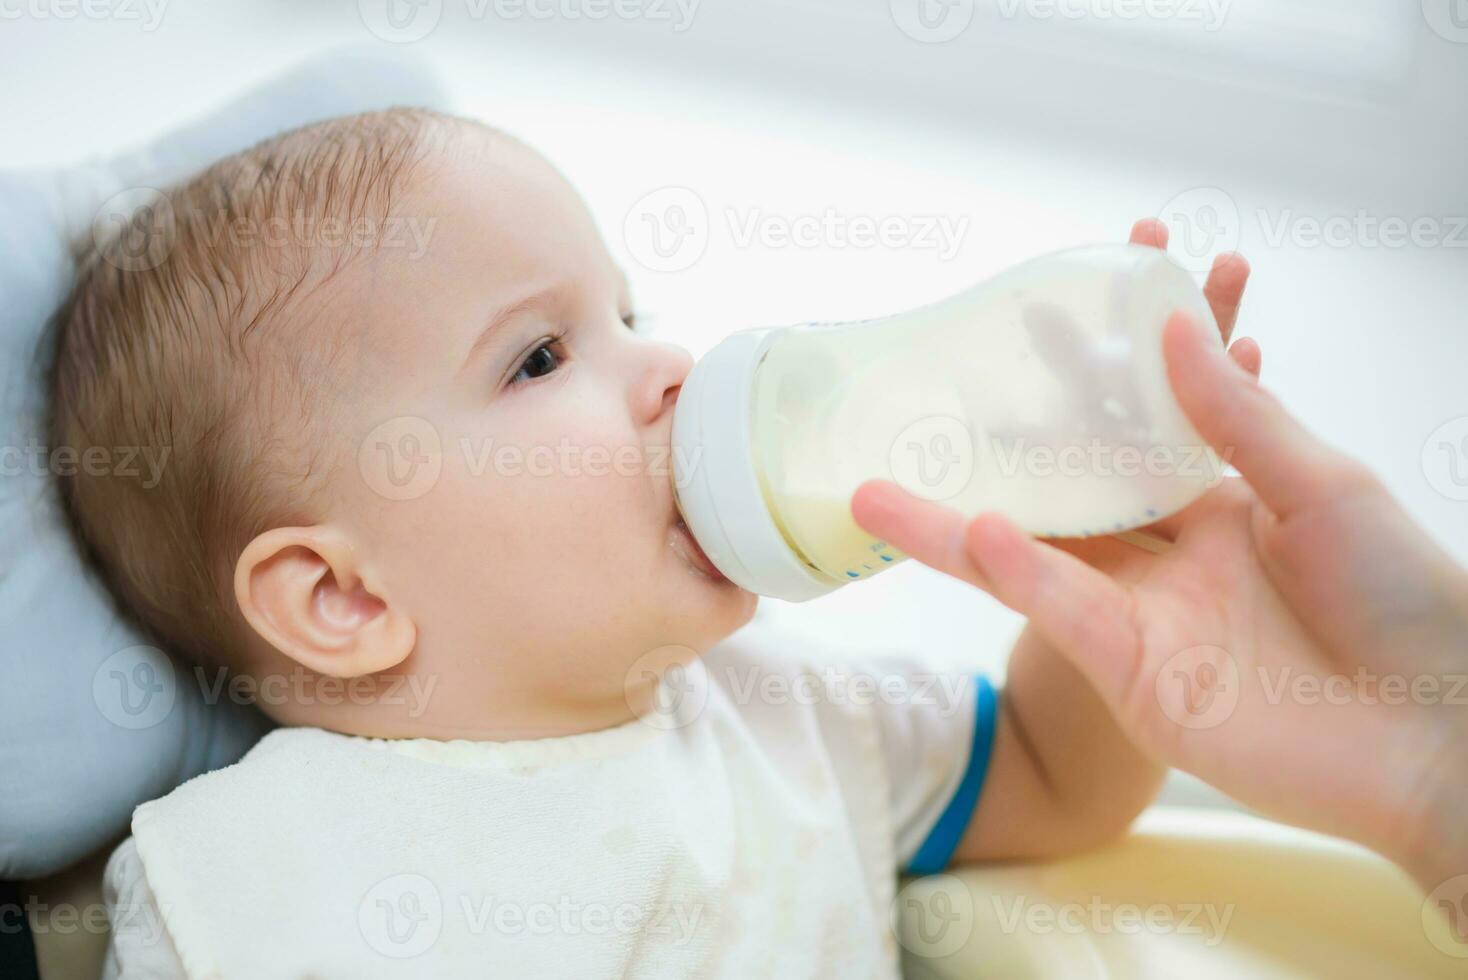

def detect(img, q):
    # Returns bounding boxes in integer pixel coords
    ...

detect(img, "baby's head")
[51,109,755,739]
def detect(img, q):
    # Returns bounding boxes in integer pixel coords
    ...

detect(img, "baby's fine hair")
[49,107,460,670]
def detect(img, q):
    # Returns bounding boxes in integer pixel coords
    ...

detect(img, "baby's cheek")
[364,422,655,592]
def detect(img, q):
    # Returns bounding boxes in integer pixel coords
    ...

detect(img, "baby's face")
[309,129,755,736]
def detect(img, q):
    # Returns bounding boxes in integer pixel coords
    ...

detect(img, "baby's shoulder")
[134,726,346,814]
[699,624,891,746]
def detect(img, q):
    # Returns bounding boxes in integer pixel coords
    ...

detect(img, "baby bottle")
[671,244,1223,601]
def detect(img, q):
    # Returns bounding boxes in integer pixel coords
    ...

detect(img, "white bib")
[116,632,984,979]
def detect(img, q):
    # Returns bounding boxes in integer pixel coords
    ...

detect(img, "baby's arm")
[949,625,1167,861]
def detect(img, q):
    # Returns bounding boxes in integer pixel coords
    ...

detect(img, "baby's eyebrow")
[458,282,567,376]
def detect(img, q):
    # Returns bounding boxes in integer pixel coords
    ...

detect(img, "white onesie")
[102,627,998,979]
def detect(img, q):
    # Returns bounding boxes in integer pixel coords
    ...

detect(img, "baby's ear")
[233,526,415,678]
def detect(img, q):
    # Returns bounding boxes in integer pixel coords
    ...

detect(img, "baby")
[52,109,1170,978]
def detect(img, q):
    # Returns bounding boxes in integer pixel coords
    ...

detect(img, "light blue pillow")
[0,48,451,879]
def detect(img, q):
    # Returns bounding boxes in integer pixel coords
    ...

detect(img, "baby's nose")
[632,341,695,424]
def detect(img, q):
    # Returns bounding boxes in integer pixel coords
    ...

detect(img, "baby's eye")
[512,341,562,385]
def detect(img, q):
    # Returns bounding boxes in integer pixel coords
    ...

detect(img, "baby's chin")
[670,571,759,649]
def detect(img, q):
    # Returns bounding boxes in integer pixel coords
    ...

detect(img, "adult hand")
[852,227,1468,892]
